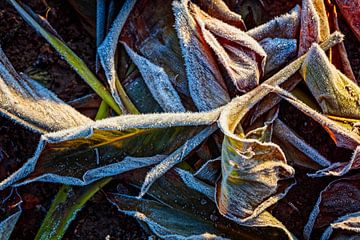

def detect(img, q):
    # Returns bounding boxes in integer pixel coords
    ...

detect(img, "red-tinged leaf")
[326,0,356,82]
[173,0,230,111]
[193,0,246,29]
[304,174,360,239]
[191,3,267,93]
[298,0,322,55]
[335,0,360,42]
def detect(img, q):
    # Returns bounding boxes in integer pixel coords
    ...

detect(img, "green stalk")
[9,0,122,115]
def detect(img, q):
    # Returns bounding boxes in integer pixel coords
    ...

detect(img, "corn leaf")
[173,0,230,111]
[109,167,294,239]
[0,109,220,191]
[0,189,22,240]
[122,43,186,113]
[8,0,123,115]
[320,211,360,240]
[304,174,360,239]
[97,0,139,114]
[121,0,191,101]
[0,47,92,133]
[217,105,295,222]
[273,119,331,168]
[190,1,267,92]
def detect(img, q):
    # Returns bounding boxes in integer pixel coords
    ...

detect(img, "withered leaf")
[97,0,138,113]
[191,2,267,92]
[304,174,360,239]
[298,0,322,55]
[217,102,295,222]
[123,43,186,113]
[320,211,360,240]
[173,0,230,111]
[0,47,91,133]
[110,167,294,239]
[300,44,360,119]
[0,110,220,191]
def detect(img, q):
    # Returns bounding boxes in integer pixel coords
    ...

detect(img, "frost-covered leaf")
[273,119,331,168]
[139,125,217,197]
[320,211,360,240]
[122,43,186,112]
[121,0,191,101]
[308,146,360,177]
[304,174,360,239]
[173,0,230,111]
[298,0,322,55]
[0,47,91,133]
[259,38,297,74]
[300,44,360,119]
[217,105,295,222]
[194,158,221,185]
[9,0,123,115]
[193,0,246,29]
[335,0,360,42]
[246,6,300,41]
[0,110,220,190]
[109,167,294,239]
[266,84,360,150]
[190,2,267,92]
[327,2,356,82]
[0,189,22,240]
[95,0,106,72]
[97,0,138,114]
[33,155,165,240]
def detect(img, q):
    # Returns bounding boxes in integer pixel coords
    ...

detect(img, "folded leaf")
[246,5,300,41]
[217,105,295,222]
[0,110,220,190]
[0,47,91,133]
[97,0,138,114]
[121,0,191,100]
[298,0,321,55]
[191,2,267,92]
[193,0,246,29]
[300,43,360,119]
[320,211,360,240]
[308,146,360,177]
[123,43,186,112]
[173,0,230,111]
[304,174,360,239]
[273,119,331,167]
[139,125,217,197]
[110,167,294,239]
[194,158,221,185]
[266,84,360,150]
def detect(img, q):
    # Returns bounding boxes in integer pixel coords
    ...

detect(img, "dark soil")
[0,0,359,240]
